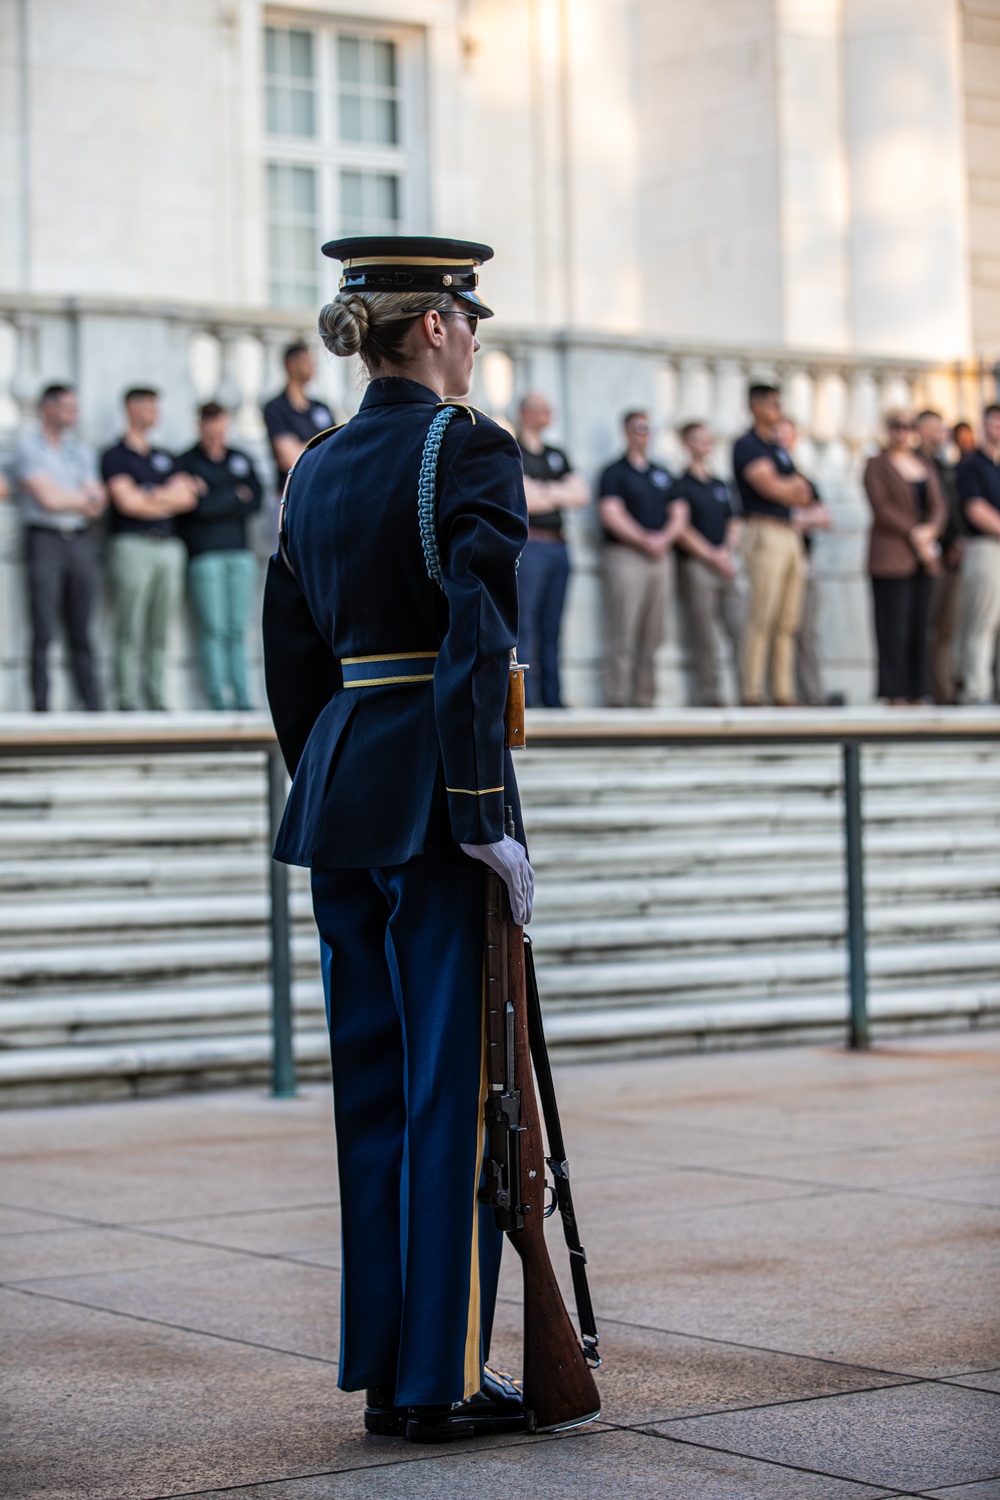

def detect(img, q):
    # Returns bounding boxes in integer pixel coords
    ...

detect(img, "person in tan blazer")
[863,412,947,703]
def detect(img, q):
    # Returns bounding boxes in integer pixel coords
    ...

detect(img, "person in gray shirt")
[15,384,107,710]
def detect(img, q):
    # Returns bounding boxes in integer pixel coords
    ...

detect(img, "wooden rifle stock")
[483,871,601,1432]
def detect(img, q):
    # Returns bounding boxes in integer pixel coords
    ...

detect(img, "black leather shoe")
[364,1386,406,1436]
[405,1367,526,1443]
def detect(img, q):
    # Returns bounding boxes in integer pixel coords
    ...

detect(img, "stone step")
[0,774,265,813]
[0,980,325,1048]
[0,891,317,944]
[529,899,1000,962]
[536,938,1000,1010]
[0,854,310,897]
[2,869,997,944]
[515,759,1000,802]
[531,860,1000,917]
[0,893,993,974]
[523,793,1000,836]
[0,815,266,853]
[0,933,321,996]
[1,979,996,1107]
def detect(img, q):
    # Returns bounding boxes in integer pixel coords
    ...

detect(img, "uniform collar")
[360,377,440,410]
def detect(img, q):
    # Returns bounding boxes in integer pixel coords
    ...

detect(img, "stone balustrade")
[0,292,996,711]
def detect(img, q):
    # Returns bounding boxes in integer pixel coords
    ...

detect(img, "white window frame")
[263,11,428,309]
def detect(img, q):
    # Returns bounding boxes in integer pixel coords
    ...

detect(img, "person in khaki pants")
[732,385,814,705]
[598,411,688,707]
[956,403,1000,703]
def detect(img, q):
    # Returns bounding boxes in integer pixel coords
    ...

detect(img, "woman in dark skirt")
[863,412,947,703]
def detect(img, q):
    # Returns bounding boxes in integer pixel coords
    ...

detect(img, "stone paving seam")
[0,1207,344,1275]
[498,1302,937,1386]
[636,1424,929,1497]
[0,1281,343,1367]
[127,1425,610,1500]
[610,1374,925,1426]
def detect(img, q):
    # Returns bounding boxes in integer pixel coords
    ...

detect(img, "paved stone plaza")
[2,1033,998,1499]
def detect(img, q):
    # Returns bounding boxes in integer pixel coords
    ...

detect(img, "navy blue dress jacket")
[263,377,528,869]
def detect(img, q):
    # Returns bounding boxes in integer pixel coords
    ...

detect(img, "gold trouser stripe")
[463,965,489,1400]
[343,674,434,688]
[341,651,439,665]
[446,786,504,796]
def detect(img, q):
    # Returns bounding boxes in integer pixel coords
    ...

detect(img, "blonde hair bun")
[318,297,370,358]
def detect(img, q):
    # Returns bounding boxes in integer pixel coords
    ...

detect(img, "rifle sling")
[523,936,601,1366]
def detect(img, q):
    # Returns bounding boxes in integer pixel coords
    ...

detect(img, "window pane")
[340,169,400,234]
[336,33,401,145]
[339,93,363,142]
[291,165,316,212]
[338,35,361,84]
[267,163,320,308]
[265,25,316,138]
[373,40,396,87]
[265,84,280,136]
[374,173,399,222]
[341,171,364,222]
[287,29,314,78]
[290,89,315,137]
[374,97,397,145]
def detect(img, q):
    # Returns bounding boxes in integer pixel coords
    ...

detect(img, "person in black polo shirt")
[732,384,814,705]
[515,391,589,707]
[262,342,335,492]
[598,410,688,708]
[177,403,264,710]
[956,403,1000,703]
[101,388,199,710]
[916,409,964,704]
[672,421,744,706]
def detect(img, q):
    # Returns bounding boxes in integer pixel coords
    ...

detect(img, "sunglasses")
[442,310,479,335]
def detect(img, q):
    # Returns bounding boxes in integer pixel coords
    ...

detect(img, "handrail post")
[842,740,869,1049]
[266,747,296,1096]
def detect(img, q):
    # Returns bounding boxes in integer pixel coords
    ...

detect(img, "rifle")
[481,826,601,1432]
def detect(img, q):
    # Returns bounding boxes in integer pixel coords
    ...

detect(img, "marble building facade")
[0,0,997,709]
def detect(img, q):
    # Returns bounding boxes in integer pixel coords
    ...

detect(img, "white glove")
[460,834,534,925]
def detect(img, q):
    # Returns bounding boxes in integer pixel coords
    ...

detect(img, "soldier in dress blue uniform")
[262,236,533,1443]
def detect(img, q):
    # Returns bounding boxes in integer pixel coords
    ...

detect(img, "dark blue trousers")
[311,856,504,1406]
[517,538,570,706]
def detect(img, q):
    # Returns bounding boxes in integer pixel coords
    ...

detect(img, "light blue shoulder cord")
[417,406,458,591]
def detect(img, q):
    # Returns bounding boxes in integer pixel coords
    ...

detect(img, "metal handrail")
[2,707,999,1089]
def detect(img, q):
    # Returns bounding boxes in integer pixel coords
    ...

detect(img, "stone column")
[842,0,971,358]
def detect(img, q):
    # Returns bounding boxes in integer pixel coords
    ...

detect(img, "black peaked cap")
[321,235,495,318]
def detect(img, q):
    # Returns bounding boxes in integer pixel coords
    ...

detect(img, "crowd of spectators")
[2,343,328,713]
[514,383,1000,710]
[2,354,999,713]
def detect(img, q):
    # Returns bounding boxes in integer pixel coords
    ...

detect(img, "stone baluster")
[260,329,289,411]
[215,328,245,416]
[677,357,711,428]
[10,314,40,427]
[188,328,221,404]
[0,320,20,443]
[712,359,746,443]
[846,368,878,453]
[479,347,515,425]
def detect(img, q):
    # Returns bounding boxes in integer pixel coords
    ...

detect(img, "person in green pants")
[177,403,263,710]
[101,389,200,710]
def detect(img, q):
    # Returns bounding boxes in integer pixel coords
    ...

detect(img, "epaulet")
[435,400,487,425]
[278,421,346,538]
